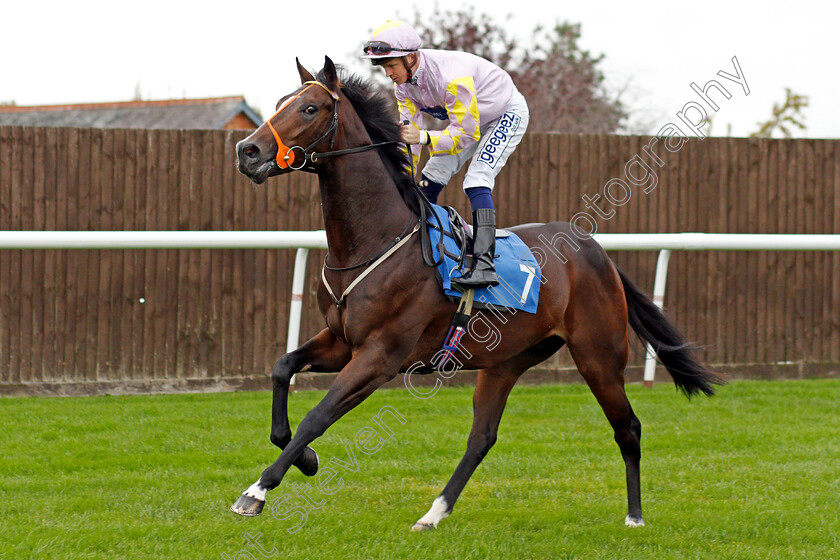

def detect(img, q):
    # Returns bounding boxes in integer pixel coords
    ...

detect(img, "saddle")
[424,204,541,314]
[428,206,510,271]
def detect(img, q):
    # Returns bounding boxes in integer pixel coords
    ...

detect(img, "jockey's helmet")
[361,20,422,62]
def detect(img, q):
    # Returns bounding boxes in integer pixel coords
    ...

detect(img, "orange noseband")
[264,81,339,169]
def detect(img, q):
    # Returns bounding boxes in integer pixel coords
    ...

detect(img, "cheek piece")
[264,81,338,169]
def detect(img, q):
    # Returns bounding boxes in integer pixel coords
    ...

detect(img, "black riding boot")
[452,208,499,289]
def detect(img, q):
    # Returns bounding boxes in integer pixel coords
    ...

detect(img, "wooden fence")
[1,126,838,394]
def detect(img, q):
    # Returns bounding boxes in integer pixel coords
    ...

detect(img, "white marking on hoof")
[625,514,645,527]
[412,496,449,531]
[244,480,267,502]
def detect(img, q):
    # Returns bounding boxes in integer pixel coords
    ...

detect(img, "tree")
[750,88,808,138]
[409,8,627,133]
[133,81,144,102]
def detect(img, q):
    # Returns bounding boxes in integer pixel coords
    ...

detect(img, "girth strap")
[321,221,421,311]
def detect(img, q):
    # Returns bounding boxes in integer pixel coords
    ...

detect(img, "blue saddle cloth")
[426,204,541,314]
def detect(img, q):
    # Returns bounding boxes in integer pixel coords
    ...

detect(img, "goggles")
[362,41,416,56]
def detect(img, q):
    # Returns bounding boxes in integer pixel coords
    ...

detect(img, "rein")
[265,80,398,173]
[265,81,339,171]
[266,79,446,310]
[310,141,399,164]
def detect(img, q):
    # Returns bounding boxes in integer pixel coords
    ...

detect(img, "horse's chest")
[321,298,361,347]
[324,307,346,340]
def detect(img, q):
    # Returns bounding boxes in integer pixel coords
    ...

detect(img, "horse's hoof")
[230,494,265,517]
[625,514,645,527]
[295,447,319,477]
[410,521,435,532]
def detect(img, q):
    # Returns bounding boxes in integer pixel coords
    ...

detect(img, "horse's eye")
[304,105,318,115]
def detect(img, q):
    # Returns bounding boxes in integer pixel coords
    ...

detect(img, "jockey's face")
[380,55,413,85]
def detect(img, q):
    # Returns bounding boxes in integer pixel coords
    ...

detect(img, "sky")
[1,1,834,138]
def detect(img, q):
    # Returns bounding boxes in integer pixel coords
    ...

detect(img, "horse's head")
[236,57,341,184]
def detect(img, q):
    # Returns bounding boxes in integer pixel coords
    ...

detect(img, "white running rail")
[3,231,839,386]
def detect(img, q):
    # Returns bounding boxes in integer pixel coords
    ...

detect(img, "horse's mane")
[316,68,422,216]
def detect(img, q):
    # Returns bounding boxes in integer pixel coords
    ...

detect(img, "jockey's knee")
[419,175,446,203]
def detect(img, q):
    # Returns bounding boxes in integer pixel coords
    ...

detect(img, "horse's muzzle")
[236,139,275,184]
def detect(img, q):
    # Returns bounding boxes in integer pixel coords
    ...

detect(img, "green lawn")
[1,379,838,559]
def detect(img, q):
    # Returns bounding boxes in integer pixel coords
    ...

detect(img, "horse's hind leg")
[567,332,644,527]
[269,328,351,476]
[412,336,565,531]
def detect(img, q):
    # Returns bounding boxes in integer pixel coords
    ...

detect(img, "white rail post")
[287,248,311,388]
[644,249,672,387]
[5,231,839,391]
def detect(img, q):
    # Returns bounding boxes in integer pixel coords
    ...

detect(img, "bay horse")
[232,56,723,530]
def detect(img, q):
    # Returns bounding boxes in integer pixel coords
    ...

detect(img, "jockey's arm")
[396,76,483,162]
[396,94,425,168]
[426,76,481,156]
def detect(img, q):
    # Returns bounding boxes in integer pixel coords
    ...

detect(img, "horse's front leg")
[269,329,351,476]
[230,342,405,516]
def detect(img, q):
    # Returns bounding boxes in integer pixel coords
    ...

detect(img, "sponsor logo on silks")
[478,112,522,169]
[420,106,449,121]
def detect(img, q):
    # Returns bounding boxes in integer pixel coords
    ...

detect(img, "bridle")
[264,80,397,174]
[262,78,446,311]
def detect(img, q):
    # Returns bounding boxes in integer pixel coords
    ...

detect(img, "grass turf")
[1,379,838,559]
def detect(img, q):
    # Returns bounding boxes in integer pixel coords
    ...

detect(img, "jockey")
[362,20,530,290]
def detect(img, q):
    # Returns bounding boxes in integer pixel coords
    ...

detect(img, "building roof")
[0,96,262,130]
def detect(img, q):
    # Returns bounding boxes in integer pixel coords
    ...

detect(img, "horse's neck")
[318,153,415,267]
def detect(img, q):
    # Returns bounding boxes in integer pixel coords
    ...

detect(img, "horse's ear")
[296,57,315,84]
[323,56,340,93]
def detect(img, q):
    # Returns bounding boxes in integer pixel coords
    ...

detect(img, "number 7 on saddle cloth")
[426,204,542,314]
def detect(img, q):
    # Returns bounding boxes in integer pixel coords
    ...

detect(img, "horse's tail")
[618,269,725,398]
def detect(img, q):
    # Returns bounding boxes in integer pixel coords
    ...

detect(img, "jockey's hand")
[399,122,422,145]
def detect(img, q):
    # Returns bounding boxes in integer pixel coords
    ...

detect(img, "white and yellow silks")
[399,76,482,169]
